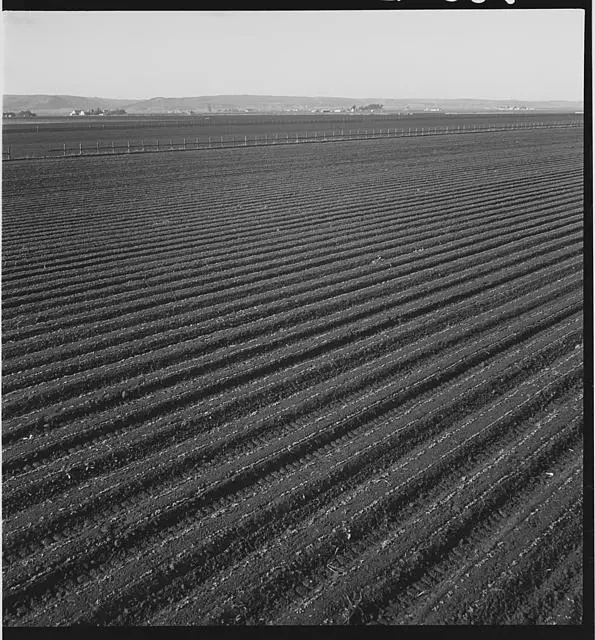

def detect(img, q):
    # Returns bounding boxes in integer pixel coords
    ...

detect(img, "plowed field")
[3,111,579,159]
[2,127,584,625]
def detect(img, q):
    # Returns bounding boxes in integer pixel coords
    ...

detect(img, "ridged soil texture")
[2,127,584,625]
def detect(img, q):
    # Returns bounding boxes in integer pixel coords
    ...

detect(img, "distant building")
[69,108,126,116]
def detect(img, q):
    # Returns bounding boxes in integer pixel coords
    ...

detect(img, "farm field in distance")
[2,111,581,159]
[2,126,584,625]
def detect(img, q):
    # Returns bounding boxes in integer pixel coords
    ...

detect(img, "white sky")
[1,10,585,101]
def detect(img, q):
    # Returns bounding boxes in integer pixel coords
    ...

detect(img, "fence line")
[2,120,584,161]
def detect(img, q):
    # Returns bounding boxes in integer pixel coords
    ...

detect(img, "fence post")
[63,143,66,157]
[142,139,145,152]
[97,141,99,154]
[208,136,211,149]
[245,135,247,146]
[221,136,223,148]
[296,132,298,143]
[196,137,199,149]
[157,139,160,151]
[8,144,11,160]
[79,142,82,156]
[183,138,186,150]
[265,134,268,145]
[128,140,130,153]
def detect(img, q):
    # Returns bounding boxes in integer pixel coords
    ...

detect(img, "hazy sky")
[2,10,585,101]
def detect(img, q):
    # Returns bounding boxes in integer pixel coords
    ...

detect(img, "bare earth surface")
[2,127,583,625]
[2,111,579,158]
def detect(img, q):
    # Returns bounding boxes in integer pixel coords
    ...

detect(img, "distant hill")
[3,94,136,114]
[2,94,583,115]
[109,95,586,114]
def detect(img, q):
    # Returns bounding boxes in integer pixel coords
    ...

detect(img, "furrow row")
[3,320,576,620]
[2,208,581,408]
[2,286,581,547]
[2,270,581,552]
[2,236,581,466]
[21,347,581,626]
[2,210,582,357]
[2,156,581,283]
[3,171,581,311]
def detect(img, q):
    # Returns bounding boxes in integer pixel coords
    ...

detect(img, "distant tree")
[357,104,383,112]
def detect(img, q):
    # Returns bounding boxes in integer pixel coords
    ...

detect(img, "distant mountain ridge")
[3,94,583,115]
[3,95,135,113]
